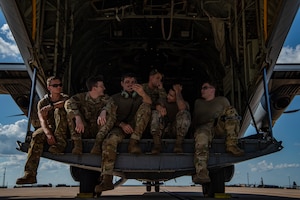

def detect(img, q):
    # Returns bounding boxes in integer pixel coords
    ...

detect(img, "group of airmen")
[16,69,244,193]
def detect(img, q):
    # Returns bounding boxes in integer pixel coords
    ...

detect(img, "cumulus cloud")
[0,119,27,154]
[277,45,300,63]
[39,159,70,171]
[0,24,14,41]
[0,23,22,60]
[250,160,300,172]
[0,154,26,168]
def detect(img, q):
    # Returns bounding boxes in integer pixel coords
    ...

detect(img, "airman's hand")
[156,104,167,117]
[53,100,65,109]
[97,110,107,126]
[132,84,145,96]
[39,105,52,117]
[157,81,163,89]
[75,116,84,133]
[45,130,56,145]
[119,122,134,134]
[173,84,182,94]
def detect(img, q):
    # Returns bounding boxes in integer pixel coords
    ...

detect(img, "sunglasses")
[50,83,63,87]
[201,86,214,90]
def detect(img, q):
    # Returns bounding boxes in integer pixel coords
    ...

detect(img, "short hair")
[202,79,220,96]
[86,75,104,91]
[202,80,217,89]
[121,73,137,82]
[46,76,61,87]
[149,69,163,76]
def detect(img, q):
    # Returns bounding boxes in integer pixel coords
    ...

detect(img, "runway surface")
[0,186,300,199]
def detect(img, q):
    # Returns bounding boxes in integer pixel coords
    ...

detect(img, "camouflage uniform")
[151,101,191,139]
[101,92,151,175]
[192,96,243,184]
[21,93,68,181]
[65,92,116,145]
[142,83,167,110]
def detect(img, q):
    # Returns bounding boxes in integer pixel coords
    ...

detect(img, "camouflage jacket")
[65,92,116,124]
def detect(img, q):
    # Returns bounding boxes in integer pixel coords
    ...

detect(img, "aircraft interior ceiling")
[6,1,277,92]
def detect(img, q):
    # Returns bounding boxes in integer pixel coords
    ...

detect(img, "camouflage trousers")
[101,103,151,175]
[67,109,116,142]
[24,108,68,175]
[151,110,191,138]
[194,106,240,174]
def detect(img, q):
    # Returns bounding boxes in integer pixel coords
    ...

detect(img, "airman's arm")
[173,84,188,111]
[99,96,117,130]
[64,94,83,119]
[132,84,152,104]
[65,94,85,133]
[38,100,56,145]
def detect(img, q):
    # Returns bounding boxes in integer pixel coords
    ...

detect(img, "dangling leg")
[16,128,45,184]
[150,110,163,154]
[174,110,191,153]
[95,130,123,193]
[222,106,244,156]
[192,128,212,184]
[91,106,117,155]
[128,103,151,154]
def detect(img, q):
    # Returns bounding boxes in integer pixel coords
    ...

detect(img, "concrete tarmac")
[0,186,300,199]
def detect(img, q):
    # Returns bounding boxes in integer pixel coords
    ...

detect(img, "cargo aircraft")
[0,0,300,197]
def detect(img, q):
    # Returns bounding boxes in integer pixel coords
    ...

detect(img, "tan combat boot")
[48,144,65,155]
[128,138,142,154]
[173,135,184,153]
[226,145,244,156]
[16,171,37,185]
[94,175,114,193]
[72,140,82,155]
[226,135,244,156]
[192,169,211,184]
[90,136,104,155]
[151,134,161,154]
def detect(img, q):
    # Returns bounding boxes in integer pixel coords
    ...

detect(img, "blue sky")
[1,7,300,188]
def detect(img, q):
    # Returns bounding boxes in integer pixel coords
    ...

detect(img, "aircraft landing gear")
[200,165,235,197]
[154,181,160,192]
[144,181,161,192]
[146,183,151,192]
[70,166,101,197]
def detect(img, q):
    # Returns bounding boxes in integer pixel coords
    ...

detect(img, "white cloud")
[277,45,300,63]
[0,154,26,168]
[0,23,14,41]
[39,159,69,171]
[0,23,22,60]
[0,119,27,154]
[274,163,300,169]
[250,160,300,172]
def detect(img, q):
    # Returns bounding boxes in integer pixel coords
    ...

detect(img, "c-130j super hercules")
[0,0,300,197]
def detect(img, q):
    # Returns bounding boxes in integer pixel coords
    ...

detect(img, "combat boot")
[94,175,114,193]
[128,138,142,154]
[151,134,161,154]
[72,140,82,155]
[192,169,211,184]
[226,145,244,156]
[90,135,104,155]
[226,135,244,156]
[173,135,184,153]
[16,172,37,185]
[48,144,65,155]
